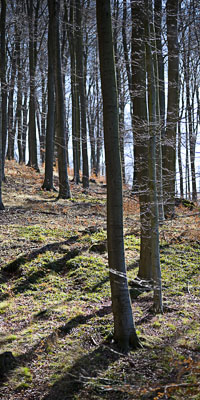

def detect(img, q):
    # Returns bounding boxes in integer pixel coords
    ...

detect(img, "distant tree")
[50,0,71,199]
[131,0,152,281]
[1,0,7,180]
[7,4,17,161]
[75,0,89,188]
[97,0,140,351]
[42,0,55,191]
[26,0,40,171]
[66,0,80,184]
[15,1,23,163]
[145,0,163,312]
[163,0,179,217]
[0,97,4,210]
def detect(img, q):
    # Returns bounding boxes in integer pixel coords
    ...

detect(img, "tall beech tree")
[163,0,179,217]
[131,0,152,281]
[75,0,89,189]
[49,0,71,199]
[96,0,140,351]
[42,0,55,191]
[26,0,40,171]
[145,0,163,312]
[1,0,7,180]
[66,0,80,184]
[0,97,4,210]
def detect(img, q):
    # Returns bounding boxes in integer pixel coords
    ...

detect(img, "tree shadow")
[89,276,109,293]
[42,344,120,400]
[0,250,81,300]
[0,235,81,298]
[2,235,79,273]
[127,259,140,271]
[0,304,112,386]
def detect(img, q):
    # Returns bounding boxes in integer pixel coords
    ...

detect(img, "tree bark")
[97,0,140,352]
[0,96,4,209]
[76,0,89,188]
[145,0,163,313]
[1,0,7,181]
[27,0,39,171]
[131,1,152,281]
[50,0,71,199]
[163,0,179,217]
[42,1,55,191]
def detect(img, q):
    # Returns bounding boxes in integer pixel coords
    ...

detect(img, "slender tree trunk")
[113,0,126,183]
[186,62,197,201]
[177,119,184,198]
[177,82,184,198]
[16,25,23,163]
[7,44,16,160]
[0,96,4,209]
[163,0,179,217]
[185,111,191,199]
[95,59,102,177]
[153,0,164,222]
[22,91,28,163]
[50,0,71,199]
[27,0,39,171]
[40,73,46,164]
[145,0,163,313]
[97,0,140,352]
[42,5,55,192]
[131,1,152,281]
[67,0,80,184]
[1,0,7,180]
[76,0,89,188]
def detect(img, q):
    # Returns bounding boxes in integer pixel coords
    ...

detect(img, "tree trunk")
[27,0,39,171]
[22,91,28,163]
[97,0,140,352]
[163,0,179,217]
[76,0,89,188]
[42,3,55,191]
[7,43,16,161]
[154,0,164,222]
[15,22,23,163]
[145,0,163,313]
[50,0,71,199]
[1,0,7,181]
[40,73,46,164]
[131,1,152,281]
[0,96,4,210]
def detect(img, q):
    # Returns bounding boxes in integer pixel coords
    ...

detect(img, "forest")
[0,0,200,399]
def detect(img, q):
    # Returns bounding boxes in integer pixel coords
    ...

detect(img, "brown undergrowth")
[0,161,199,400]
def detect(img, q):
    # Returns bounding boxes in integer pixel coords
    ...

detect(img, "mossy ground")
[0,161,199,399]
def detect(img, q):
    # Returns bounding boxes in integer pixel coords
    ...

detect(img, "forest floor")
[0,160,200,400]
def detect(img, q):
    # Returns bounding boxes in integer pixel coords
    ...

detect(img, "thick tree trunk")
[97,0,140,352]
